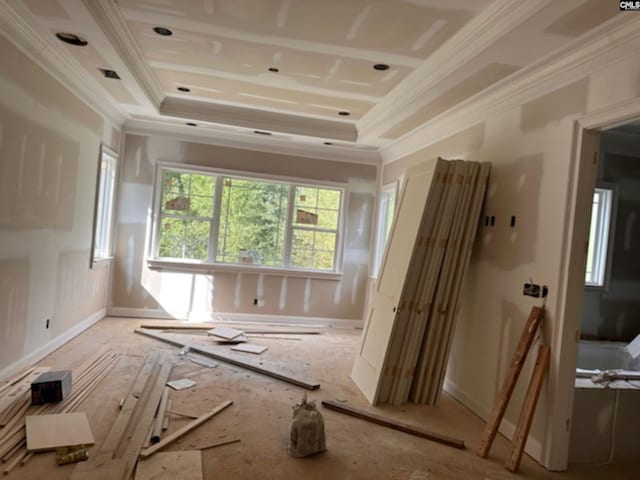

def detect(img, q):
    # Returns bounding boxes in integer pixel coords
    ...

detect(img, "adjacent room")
[0,1,639,479]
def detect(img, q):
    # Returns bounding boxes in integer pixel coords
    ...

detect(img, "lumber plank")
[151,387,170,444]
[505,345,550,473]
[140,400,233,458]
[135,328,320,390]
[321,400,465,450]
[477,306,544,458]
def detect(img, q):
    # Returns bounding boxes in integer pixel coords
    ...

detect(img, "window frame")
[584,183,617,290]
[149,162,347,279]
[372,181,399,277]
[90,144,118,266]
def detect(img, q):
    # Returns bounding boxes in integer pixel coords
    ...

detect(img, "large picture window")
[152,165,345,273]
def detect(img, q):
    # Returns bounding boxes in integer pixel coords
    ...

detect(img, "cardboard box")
[31,370,72,405]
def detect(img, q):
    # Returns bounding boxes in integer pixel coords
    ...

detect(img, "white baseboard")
[107,307,363,329]
[0,308,106,382]
[443,377,543,463]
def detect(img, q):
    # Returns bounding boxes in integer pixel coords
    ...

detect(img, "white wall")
[0,34,118,378]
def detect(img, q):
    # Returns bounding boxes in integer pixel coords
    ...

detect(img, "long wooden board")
[505,345,550,473]
[321,400,465,450]
[477,306,544,458]
[25,413,95,452]
[140,401,233,458]
[135,328,319,390]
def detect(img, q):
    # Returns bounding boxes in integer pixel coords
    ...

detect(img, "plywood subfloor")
[5,317,638,480]
[135,451,203,480]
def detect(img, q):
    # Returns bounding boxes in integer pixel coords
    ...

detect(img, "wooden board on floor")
[208,327,244,340]
[25,413,94,452]
[135,451,203,480]
[231,343,267,355]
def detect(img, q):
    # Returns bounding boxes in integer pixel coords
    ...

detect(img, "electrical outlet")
[523,283,548,298]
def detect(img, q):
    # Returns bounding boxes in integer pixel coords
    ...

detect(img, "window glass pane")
[291,229,336,270]
[216,177,288,266]
[585,188,612,287]
[161,171,215,217]
[159,218,210,260]
[293,186,341,229]
[93,151,117,259]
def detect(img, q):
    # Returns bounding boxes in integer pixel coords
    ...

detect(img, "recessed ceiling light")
[177,86,191,92]
[254,130,272,135]
[324,142,333,146]
[99,68,120,79]
[186,122,197,127]
[268,67,279,73]
[338,111,350,116]
[153,26,173,36]
[373,64,389,71]
[55,32,88,47]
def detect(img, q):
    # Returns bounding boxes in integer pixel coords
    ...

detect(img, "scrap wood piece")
[167,379,196,391]
[321,400,465,450]
[139,322,322,335]
[196,438,241,450]
[135,328,320,390]
[230,343,268,355]
[505,345,551,473]
[208,327,244,340]
[477,305,545,459]
[25,412,95,452]
[135,450,203,480]
[140,401,233,458]
[212,334,247,344]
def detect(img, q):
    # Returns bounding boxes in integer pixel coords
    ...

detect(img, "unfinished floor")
[6,317,637,480]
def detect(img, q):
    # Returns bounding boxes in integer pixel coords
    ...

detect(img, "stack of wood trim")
[70,352,173,480]
[354,158,490,406]
[0,348,120,474]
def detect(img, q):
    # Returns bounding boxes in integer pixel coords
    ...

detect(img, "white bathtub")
[576,340,639,371]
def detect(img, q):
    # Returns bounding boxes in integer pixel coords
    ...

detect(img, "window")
[585,186,614,287]
[153,165,345,273]
[373,182,398,275]
[91,146,117,262]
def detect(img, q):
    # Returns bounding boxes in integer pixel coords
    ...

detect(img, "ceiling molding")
[124,118,381,166]
[357,0,553,140]
[380,14,640,165]
[0,0,126,126]
[82,0,164,110]
[119,6,424,68]
[160,97,358,142]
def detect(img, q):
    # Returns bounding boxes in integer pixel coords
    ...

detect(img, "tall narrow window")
[585,186,614,287]
[92,146,117,262]
[373,183,398,275]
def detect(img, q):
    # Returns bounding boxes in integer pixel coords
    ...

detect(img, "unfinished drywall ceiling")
[8,0,621,154]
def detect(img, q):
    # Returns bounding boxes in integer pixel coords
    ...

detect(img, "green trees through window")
[155,167,343,272]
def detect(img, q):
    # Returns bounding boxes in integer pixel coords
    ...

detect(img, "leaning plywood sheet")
[135,451,203,480]
[231,343,268,355]
[351,158,440,404]
[25,413,94,452]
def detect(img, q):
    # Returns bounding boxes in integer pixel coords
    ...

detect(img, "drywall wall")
[382,49,640,468]
[110,134,376,322]
[581,130,640,342]
[0,33,118,378]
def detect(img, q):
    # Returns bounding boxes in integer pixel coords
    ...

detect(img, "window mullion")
[283,184,296,267]
[209,176,223,263]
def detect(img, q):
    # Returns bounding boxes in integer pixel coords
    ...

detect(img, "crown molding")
[160,96,358,142]
[125,117,381,166]
[357,0,553,140]
[0,0,126,126]
[381,14,640,165]
[82,0,164,110]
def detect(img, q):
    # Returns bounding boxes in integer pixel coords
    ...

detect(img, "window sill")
[146,258,343,280]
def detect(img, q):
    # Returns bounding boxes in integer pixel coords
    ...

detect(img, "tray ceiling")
[8,0,623,157]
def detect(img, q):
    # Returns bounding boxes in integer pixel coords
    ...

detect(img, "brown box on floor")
[30,370,72,404]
